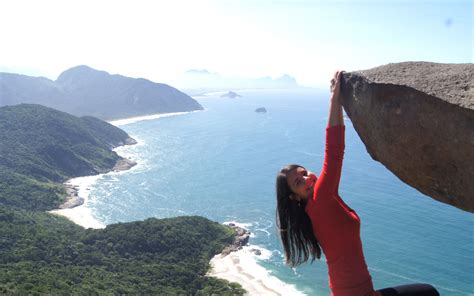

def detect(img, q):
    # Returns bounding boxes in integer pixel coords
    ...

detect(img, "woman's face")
[286,166,316,202]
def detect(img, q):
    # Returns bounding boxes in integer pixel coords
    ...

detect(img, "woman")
[275,71,439,296]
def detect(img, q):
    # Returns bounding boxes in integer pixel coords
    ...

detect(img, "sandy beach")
[49,140,137,229]
[109,110,202,126]
[208,245,304,296]
[49,175,107,229]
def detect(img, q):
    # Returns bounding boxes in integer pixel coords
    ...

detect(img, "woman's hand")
[330,70,342,103]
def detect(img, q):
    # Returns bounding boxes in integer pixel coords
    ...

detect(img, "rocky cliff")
[340,62,473,212]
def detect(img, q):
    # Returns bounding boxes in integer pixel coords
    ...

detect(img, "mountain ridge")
[0,66,203,120]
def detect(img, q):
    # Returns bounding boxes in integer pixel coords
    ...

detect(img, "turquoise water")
[88,89,473,295]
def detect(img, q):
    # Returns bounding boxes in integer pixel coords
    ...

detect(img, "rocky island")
[221,91,242,98]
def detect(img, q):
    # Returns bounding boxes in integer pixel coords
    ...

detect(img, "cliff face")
[340,62,474,212]
[0,65,204,120]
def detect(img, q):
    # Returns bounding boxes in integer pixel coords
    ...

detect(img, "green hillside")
[0,104,131,181]
[0,104,134,210]
[0,104,243,294]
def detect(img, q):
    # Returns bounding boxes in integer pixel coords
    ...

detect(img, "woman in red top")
[275,72,439,296]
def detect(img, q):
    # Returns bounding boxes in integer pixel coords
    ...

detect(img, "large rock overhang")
[340,62,474,212]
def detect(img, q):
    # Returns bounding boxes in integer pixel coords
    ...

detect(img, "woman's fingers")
[330,71,341,93]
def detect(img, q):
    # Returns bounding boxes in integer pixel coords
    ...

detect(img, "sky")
[0,0,472,87]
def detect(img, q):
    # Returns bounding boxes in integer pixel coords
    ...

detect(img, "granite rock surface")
[340,62,474,212]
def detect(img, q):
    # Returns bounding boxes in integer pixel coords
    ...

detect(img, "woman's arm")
[317,71,345,193]
[328,71,344,127]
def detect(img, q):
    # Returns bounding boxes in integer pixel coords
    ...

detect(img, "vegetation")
[0,208,242,294]
[0,104,244,294]
[0,104,129,183]
[0,104,131,210]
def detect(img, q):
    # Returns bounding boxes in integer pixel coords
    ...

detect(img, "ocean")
[76,89,473,295]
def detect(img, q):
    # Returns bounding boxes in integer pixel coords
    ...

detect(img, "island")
[220,91,242,98]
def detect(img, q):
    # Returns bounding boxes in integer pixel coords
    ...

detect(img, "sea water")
[84,89,472,295]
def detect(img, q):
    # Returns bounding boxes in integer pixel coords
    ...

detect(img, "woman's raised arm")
[316,71,345,193]
[328,71,344,127]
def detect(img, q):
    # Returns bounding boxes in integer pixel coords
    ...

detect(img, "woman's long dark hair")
[276,164,321,267]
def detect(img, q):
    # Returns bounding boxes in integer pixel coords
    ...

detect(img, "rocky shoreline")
[58,183,85,209]
[57,141,137,210]
[221,223,251,255]
[220,223,261,257]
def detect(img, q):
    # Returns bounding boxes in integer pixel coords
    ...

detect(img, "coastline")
[50,110,304,295]
[208,223,304,296]
[109,110,203,126]
[49,143,137,229]
[48,109,200,227]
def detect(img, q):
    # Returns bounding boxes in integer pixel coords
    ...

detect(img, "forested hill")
[0,65,204,120]
[0,104,136,210]
[0,211,242,294]
[0,104,243,294]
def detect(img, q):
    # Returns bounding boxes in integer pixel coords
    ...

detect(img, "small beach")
[209,246,304,296]
[49,175,107,229]
[109,110,203,127]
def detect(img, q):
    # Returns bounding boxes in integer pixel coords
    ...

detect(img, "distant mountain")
[0,65,204,120]
[175,69,300,92]
[185,69,213,75]
[220,91,242,98]
[0,104,136,210]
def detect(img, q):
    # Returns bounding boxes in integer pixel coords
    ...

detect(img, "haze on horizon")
[0,0,472,88]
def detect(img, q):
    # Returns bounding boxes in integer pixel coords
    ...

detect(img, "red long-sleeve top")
[305,125,378,296]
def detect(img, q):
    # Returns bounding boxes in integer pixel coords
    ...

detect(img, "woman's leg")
[377,283,439,296]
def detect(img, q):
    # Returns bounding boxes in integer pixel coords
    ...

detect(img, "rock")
[340,62,474,212]
[58,183,84,209]
[250,248,262,256]
[220,224,251,256]
[255,107,267,113]
[113,158,137,172]
[125,137,138,145]
[221,91,242,98]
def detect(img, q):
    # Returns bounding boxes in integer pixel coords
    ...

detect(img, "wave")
[223,220,253,229]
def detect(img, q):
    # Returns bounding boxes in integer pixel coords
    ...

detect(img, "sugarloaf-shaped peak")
[56,65,109,85]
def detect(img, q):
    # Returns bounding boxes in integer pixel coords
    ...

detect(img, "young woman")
[275,71,439,296]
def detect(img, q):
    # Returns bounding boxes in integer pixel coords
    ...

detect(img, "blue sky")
[0,0,472,87]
